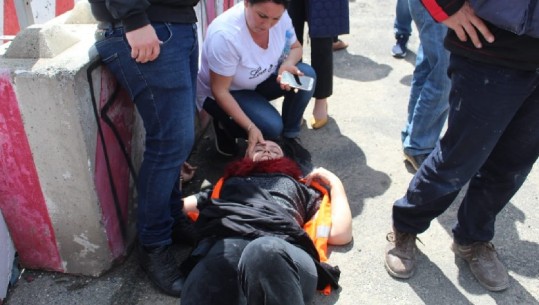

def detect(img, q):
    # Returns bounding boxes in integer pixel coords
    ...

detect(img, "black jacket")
[89,0,199,32]
[185,176,341,290]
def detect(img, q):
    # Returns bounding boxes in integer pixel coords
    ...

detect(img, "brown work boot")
[451,241,509,291]
[384,229,418,278]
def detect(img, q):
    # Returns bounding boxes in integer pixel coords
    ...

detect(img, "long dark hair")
[247,0,290,9]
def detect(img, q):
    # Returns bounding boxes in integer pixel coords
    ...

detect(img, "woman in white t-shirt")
[197,0,316,174]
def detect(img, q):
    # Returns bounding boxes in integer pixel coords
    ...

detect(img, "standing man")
[385,0,539,292]
[401,0,450,171]
[89,0,200,297]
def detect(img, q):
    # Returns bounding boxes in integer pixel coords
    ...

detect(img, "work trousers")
[394,55,539,245]
[181,237,318,305]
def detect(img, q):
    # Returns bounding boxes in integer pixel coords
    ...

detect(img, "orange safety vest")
[189,177,334,295]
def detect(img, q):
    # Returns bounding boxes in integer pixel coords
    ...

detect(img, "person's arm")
[305,167,352,245]
[125,25,162,63]
[183,194,199,214]
[421,0,494,48]
[210,71,266,155]
[105,0,161,63]
[182,187,213,214]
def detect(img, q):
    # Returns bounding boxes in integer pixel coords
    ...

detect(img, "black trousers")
[288,0,334,99]
[180,237,318,305]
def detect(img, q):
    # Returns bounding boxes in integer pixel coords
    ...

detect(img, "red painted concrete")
[55,0,74,16]
[94,68,135,258]
[4,0,19,36]
[3,0,74,36]
[0,70,63,271]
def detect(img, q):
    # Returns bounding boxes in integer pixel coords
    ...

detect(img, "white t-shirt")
[196,2,297,110]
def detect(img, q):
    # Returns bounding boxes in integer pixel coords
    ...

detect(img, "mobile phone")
[281,71,314,91]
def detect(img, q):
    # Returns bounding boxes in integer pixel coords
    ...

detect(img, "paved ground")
[4,0,539,304]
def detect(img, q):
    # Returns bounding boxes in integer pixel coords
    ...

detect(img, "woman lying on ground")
[179,140,352,305]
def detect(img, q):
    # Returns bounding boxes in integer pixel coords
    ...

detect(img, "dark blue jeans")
[181,237,318,305]
[203,62,316,140]
[95,22,199,246]
[393,55,539,245]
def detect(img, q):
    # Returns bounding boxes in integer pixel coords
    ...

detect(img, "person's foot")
[212,119,237,157]
[451,241,509,291]
[404,152,429,172]
[333,39,349,51]
[311,98,328,129]
[391,34,408,58]
[281,137,313,175]
[138,244,185,297]
[385,228,419,279]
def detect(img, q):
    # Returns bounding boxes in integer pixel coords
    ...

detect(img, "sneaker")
[212,119,237,157]
[138,244,185,297]
[385,228,419,279]
[404,152,429,172]
[391,34,408,58]
[281,137,313,175]
[451,241,509,291]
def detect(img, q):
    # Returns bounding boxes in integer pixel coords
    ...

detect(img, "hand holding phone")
[281,71,314,91]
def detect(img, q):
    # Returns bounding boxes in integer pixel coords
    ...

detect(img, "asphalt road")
[5,0,539,304]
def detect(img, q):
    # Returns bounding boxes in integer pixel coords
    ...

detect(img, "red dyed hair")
[223,157,302,180]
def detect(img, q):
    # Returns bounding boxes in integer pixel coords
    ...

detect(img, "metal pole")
[13,0,35,30]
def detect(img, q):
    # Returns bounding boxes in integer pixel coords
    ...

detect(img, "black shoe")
[404,152,429,172]
[212,119,237,157]
[171,213,197,246]
[138,244,185,297]
[391,34,408,58]
[281,137,313,175]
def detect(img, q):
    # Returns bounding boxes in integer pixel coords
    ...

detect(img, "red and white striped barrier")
[1,0,78,39]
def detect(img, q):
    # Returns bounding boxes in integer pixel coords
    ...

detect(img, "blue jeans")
[401,0,450,156]
[95,22,199,246]
[203,62,316,140]
[181,237,318,305]
[394,0,412,37]
[393,55,539,245]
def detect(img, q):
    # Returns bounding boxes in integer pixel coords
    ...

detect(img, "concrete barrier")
[0,1,140,276]
[1,0,79,39]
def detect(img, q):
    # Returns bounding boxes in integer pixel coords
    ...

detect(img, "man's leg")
[386,54,536,279]
[392,0,412,57]
[402,0,450,170]
[450,67,539,291]
[95,22,198,296]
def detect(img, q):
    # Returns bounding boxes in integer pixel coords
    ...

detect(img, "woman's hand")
[246,124,265,157]
[304,167,340,189]
[277,64,304,92]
